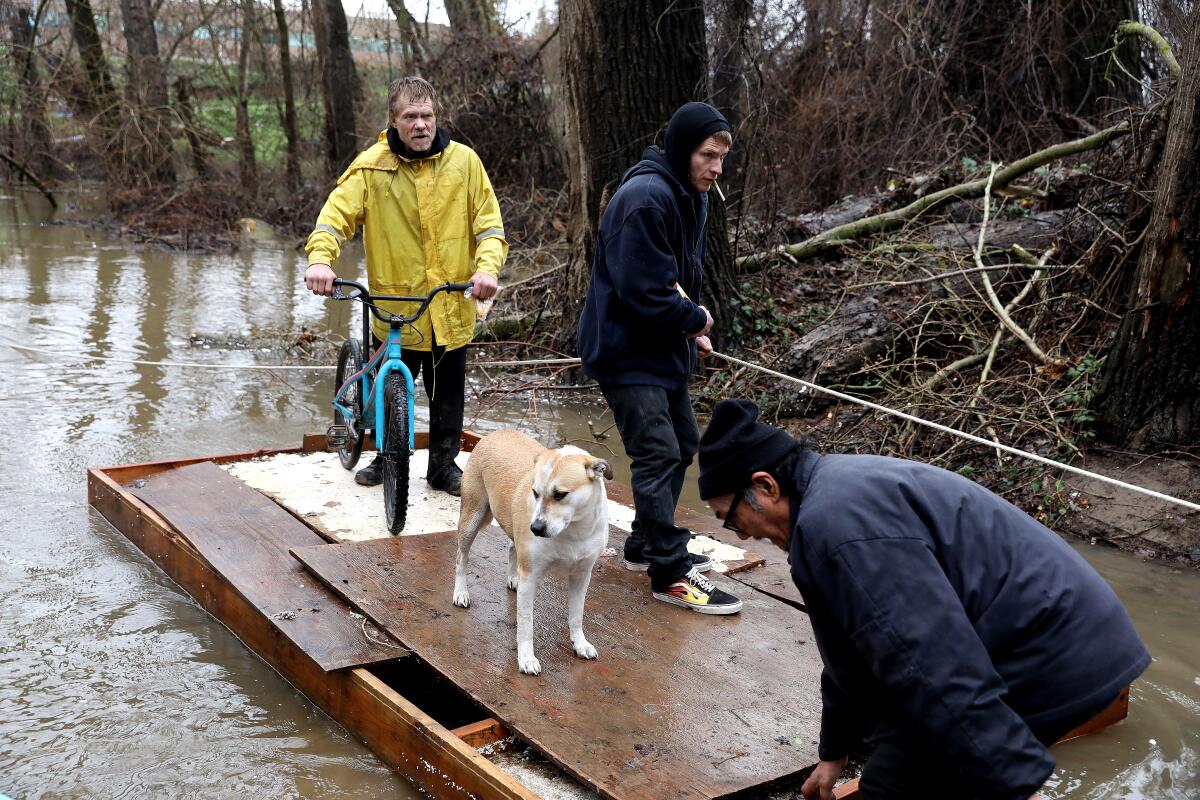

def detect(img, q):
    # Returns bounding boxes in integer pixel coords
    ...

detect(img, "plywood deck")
[130,461,405,671]
[292,530,826,800]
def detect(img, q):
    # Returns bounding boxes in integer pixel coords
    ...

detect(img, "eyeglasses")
[722,489,746,534]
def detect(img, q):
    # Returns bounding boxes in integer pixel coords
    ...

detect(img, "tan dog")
[452,430,611,675]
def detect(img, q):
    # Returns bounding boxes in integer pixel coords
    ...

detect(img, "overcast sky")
[341,0,552,35]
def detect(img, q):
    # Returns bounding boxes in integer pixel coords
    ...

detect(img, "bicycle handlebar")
[330,279,474,326]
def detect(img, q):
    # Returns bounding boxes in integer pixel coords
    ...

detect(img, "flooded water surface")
[1,189,1196,798]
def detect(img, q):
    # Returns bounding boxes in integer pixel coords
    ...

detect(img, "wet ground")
[1,188,1197,798]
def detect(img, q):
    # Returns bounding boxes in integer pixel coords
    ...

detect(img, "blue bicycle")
[324,278,473,534]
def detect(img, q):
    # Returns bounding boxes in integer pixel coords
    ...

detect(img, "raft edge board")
[86,448,539,800]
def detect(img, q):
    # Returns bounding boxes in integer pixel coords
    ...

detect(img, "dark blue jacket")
[576,147,710,389]
[787,449,1150,799]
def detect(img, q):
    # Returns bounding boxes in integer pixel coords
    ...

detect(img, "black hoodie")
[576,146,710,388]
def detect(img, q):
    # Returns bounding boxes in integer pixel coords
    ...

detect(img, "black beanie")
[664,101,731,186]
[698,400,800,500]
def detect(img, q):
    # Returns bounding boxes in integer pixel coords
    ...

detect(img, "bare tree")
[385,0,426,73]
[235,0,260,198]
[312,0,359,172]
[444,0,499,35]
[1097,10,1200,447]
[271,0,302,188]
[561,0,736,346]
[119,0,177,183]
[6,6,51,172]
[63,0,117,123]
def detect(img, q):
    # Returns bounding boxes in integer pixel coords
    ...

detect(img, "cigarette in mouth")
[713,180,726,202]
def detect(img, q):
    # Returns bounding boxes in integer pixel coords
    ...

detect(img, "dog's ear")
[588,458,613,481]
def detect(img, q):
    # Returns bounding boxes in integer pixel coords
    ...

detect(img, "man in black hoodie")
[577,101,742,614]
[698,400,1151,799]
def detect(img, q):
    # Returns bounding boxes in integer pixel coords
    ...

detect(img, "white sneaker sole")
[651,591,742,615]
[623,557,713,573]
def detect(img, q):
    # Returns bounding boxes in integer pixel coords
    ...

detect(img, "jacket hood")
[619,146,688,194]
[386,125,451,160]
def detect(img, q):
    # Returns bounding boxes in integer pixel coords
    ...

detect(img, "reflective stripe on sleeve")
[315,223,346,242]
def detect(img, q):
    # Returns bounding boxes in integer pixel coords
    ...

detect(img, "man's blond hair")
[712,130,733,146]
[388,76,439,124]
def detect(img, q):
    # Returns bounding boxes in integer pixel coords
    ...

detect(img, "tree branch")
[736,122,1130,271]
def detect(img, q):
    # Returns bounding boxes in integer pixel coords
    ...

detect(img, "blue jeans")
[601,383,698,591]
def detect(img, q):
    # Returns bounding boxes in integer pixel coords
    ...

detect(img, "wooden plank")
[292,531,826,800]
[833,777,861,799]
[451,718,511,749]
[88,467,538,800]
[129,461,402,672]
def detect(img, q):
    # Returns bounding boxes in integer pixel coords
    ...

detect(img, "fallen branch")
[973,165,1064,368]
[1114,21,1180,78]
[736,122,1129,271]
[0,150,57,209]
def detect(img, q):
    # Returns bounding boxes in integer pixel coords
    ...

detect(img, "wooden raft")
[292,529,826,800]
[130,461,404,671]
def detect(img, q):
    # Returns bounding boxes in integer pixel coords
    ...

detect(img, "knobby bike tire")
[334,339,365,470]
[382,372,410,534]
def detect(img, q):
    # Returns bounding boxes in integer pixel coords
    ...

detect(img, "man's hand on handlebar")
[306,263,337,296]
[469,271,498,301]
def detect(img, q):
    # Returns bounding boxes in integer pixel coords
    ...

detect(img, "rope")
[6,342,335,370]
[4,342,583,371]
[709,351,1200,513]
[8,337,1194,512]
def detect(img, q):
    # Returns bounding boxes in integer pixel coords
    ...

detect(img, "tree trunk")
[175,76,209,178]
[271,0,302,189]
[235,0,260,199]
[119,0,177,183]
[443,0,499,35]
[710,0,752,197]
[1096,10,1200,448]
[316,0,359,173]
[705,0,755,349]
[63,0,117,121]
[560,0,708,346]
[385,0,426,72]
[7,7,51,173]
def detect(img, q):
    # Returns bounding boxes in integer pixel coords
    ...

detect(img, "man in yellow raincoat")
[304,76,507,496]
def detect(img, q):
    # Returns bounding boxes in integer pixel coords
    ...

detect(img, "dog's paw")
[518,654,542,675]
[506,575,517,591]
[452,589,471,608]
[573,640,598,660]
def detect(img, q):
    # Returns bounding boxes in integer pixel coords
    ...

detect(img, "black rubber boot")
[428,462,462,497]
[355,455,384,487]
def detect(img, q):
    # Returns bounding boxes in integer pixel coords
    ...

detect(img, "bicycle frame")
[330,279,471,454]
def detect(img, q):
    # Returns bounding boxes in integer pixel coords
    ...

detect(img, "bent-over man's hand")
[305,263,337,296]
[696,335,713,358]
[801,756,847,800]
[469,271,498,301]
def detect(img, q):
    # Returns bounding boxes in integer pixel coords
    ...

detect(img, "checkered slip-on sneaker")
[623,552,714,573]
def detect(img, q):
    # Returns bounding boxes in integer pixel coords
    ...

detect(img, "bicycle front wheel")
[382,372,410,534]
[334,339,365,470]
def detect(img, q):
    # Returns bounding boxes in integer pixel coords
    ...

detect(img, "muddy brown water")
[1,188,1196,799]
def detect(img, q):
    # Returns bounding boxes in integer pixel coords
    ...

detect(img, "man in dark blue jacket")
[577,101,742,614]
[697,400,1150,799]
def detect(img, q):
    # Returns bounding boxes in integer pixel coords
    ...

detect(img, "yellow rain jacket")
[306,130,507,350]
